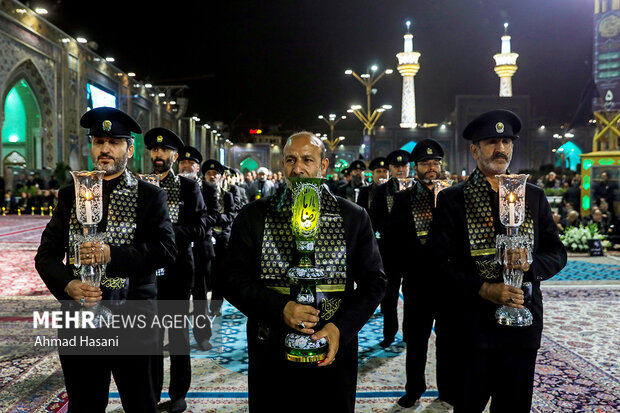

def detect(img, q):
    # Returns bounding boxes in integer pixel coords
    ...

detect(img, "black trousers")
[381,270,403,340]
[402,291,434,400]
[60,354,158,413]
[155,274,192,402]
[210,236,228,309]
[246,323,358,413]
[191,256,213,343]
[453,348,538,413]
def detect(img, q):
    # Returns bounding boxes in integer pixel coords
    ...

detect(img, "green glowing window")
[583,159,593,170]
[583,175,590,190]
[599,158,615,165]
[582,195,590,211]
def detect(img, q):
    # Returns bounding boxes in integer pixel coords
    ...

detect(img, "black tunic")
[428,179,567,349]
[36,178,177,301]
[34,173,177,413]
[222,193,386,413]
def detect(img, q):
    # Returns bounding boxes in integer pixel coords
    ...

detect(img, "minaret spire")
[397,20,421,128]
[493,22,519,97]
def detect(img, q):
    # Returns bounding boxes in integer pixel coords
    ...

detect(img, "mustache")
[98,154,115,161]
[492,152,509,161]
[153,158,166,163]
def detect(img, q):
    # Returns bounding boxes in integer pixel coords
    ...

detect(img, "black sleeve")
[106,187,177,275]
[427,190,485,297]
[217,192,236,226]
[174,180,207,245]
[529,190,568,281]
[35,191,73,300]
[387,192,416,276]
[201,183,220,228]
[330,204,386,346]
[222,203,290,322]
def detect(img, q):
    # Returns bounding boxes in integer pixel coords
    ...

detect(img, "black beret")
[144,127,185,152]
[411,139,444,163]
[201,159,225,175]
[462,109,521,142]
[349,160,367,171]
[369,157,388,170]
[80,107,141,138]
[386,149,412,166]
[178,146,202,164]
[341,167,351,176]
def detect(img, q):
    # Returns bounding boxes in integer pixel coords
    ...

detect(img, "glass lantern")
[494,174,533,326]
[284,177,328,363]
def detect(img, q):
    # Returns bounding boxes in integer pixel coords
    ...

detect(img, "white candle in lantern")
[508,192,516,226]
[84,190,94,224]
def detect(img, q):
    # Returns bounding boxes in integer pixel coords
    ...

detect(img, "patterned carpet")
[1,216,619,412]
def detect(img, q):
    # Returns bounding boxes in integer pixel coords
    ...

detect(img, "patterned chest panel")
[160,172,181,224]
[261,185,347,320]
[463,168,535,281]
[68,170,138,295]
[409,181,434,243]
[386,178,399,213]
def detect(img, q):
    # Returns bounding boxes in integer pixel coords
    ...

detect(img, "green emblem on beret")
[102,120,112,131]
[210,164,214,168]
[380,161,384,166]
[495,122,505,133]
[157,135,163,142]
[186,152,190,158]
[397,155,402,162]
[427,148,433,155]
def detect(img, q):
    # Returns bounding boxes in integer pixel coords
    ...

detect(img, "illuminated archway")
[555,141,582,172]
[240,157,259,173]
[1,78,41,169]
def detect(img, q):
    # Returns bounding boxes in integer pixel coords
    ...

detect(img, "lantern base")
[495,305,533,327]
[284,333,327,363]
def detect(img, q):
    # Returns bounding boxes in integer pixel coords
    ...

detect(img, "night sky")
[45,0,593,134]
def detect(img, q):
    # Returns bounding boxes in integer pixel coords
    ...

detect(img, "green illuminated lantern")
[284,177,328,363]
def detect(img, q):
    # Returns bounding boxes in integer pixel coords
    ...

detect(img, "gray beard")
[93,152,129,176]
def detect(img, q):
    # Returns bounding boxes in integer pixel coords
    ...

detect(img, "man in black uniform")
[178,146,220,351]
[388,139,452,408]
[356,156,388,211]
[428,110,567,412]
[201,160,235,317]
[369,149,413,347]
[144,129,207,413]
[225,166,248,212]
[223,132,386,413]
[35,107,177,412]
[337,159,367,202]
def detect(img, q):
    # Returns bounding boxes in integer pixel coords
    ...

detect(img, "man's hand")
[282,301,320,334]
[64,279,102,307]
[79,241,110,266]
[312,322,340,367]
[478,282,524,309]
[505,247,530,272]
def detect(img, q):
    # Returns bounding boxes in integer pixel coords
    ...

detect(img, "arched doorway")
[555,141,582,172]
[240,157,259,173]
[2,79,42,169]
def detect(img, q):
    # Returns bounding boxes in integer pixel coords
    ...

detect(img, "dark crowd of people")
[32,106,580,413]
[1,171,60,214]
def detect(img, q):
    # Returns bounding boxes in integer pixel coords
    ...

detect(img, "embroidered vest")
[409,180,434,244]
[160,171,181,224]
[385,177,403,214]
[464,168,534,281]
[68,170,138,299]
[261,184,347,323]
